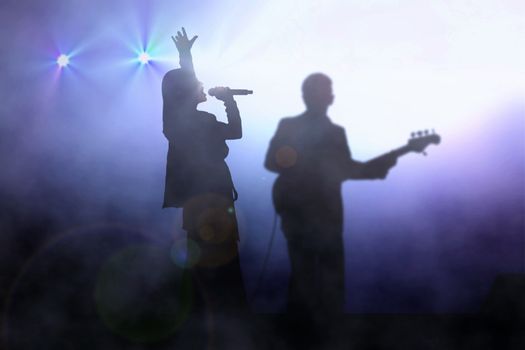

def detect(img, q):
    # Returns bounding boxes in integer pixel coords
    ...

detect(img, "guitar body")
[272,175,314,215]
[271,175,289,215]
[272,175,323,214]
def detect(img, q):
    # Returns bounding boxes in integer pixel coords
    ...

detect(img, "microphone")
[208,87,253,97]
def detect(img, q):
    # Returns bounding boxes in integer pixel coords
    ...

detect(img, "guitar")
[391,129,441,157]
[370,129,441,164]
[358,129,441,180]
[272,130,441,213]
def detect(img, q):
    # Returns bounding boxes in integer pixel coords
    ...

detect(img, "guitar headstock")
[407,129,441,154]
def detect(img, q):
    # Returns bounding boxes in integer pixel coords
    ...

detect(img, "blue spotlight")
[137,51,151,65]
[56,54,70,68]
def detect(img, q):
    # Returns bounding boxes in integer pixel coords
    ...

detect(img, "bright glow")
[56,54,70,67]
[137,52,151,65]
[186,0,525,158]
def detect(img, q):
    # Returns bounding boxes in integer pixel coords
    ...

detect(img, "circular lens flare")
[56,54,70,67]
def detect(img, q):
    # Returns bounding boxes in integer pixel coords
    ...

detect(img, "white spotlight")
[138,52,151,65]
[57,54,70,67]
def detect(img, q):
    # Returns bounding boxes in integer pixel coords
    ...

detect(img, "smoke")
[0,0,524,328]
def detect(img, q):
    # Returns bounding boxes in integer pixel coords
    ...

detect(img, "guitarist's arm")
[338,128,397,180]
[344,154,397,180]
[362,152,397,179]
[341,129,441,180]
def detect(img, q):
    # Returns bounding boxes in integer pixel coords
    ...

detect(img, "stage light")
[137,52,151,65]
[56,54,70,67]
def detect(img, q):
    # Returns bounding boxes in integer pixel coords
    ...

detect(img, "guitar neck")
[372,133,440,162]
[369,145,413,163]
[390,145,413,159]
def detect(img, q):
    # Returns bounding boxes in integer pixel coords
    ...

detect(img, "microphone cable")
[249,212,279,304]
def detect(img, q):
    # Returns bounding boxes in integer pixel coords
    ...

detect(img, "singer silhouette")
[161,28,248,317]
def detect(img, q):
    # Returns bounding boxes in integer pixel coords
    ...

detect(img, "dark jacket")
[265,112,353,236]
[163,109,236,208]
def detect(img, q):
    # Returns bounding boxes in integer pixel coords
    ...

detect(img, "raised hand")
[171,27,198,54]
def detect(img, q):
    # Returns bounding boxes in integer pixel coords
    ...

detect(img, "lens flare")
[171,238,201,268]
[137,51,151,65]
[95,245,192,342]
[56,54,70,67]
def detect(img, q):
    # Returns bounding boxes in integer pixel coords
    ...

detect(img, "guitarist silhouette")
[264,73,439,328]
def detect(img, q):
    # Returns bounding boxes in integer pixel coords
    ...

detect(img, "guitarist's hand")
[367,153,397,179]
[382,154,397,179]
[376,164,391,180]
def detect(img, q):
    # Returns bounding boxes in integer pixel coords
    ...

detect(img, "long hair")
[161,69,198,136]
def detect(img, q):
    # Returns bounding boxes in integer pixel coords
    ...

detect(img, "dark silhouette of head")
[162,69,206,109]
[302,73,334,115]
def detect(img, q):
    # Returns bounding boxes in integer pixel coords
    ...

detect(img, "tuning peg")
[424,129,429,135]
[411,132,416,138]
[417,131,422,137]
[431,128,435,134]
